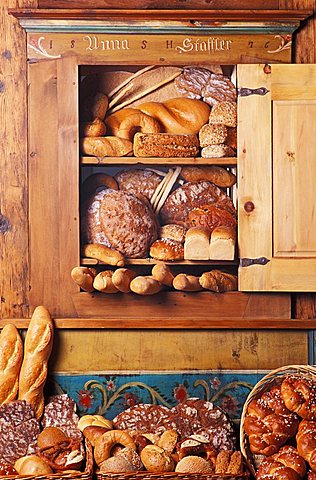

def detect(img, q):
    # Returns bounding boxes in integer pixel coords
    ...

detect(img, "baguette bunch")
[0,306,54,418]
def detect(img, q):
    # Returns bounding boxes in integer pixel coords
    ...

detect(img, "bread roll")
[134,133,199,158]
[0,324,23,406]
[14,455,53,475]
[173,274,203,292]
[150,238,184,261]
[184,227,211,260]
[112,268,137,293]
[37,426,68,449]
[78,414,113,432]
[159,224,187,243]
[82,425,109,446]
[201,144,235,158]
[151,262,174,287]
[100,456,136,473]
[209,101,237,127]
[80,117,107,137]
[199,270,238,292]
[71,266,97,293]
[209,226,236,261]
[130,276,162,295]
[93,271,119,294]
[180,166,236,188]
[18,306,54,419]
[83,243,125,267]
[175,455,214,473]
[80,136,133,157]
[140,444,174,472]
[199,123,228,146]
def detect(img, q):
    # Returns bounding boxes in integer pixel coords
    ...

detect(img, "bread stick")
[130,276,162,295]
[173,274,203,292]
[112,268,137,293]
[71,266,97,292]
[93,271,119,294]
[151,262,174,287]
[18,306,54,419]
[0,324,23,406]
[83,243,125,267]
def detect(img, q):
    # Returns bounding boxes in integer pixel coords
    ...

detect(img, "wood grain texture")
[48,329,308,372]
[0,0,37,319]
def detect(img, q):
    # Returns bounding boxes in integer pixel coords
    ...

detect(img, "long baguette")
[0,324,23,406]
[18,306,54,419]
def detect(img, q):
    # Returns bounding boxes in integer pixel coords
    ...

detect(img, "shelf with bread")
[80,156,237,166]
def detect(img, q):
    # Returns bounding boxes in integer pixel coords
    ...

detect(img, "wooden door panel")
[238,64,316,292]
[273,100,316,257]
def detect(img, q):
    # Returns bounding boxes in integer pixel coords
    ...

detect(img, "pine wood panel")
[28,57,79,316]
[48,329,308,372]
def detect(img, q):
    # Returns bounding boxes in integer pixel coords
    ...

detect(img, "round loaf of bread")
[159,224,187,243]
[159,181,236,227]
[81,189,158,258]
[150,238,184,261]
[175,455,214,473]
[188,205,237,233]
[115,168,162,201]
[140,445,174,472]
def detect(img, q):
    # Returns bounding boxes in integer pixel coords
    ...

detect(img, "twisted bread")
[296,419,316,471]
[244,385,300,456]
[117,112,161,140]
[18,306,54,419]
[0,324,23,406]
[281,375,316,420]
[256,446,306,480]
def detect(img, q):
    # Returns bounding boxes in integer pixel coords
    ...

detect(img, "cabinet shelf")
[81,257,239,266]
[80,156,238,166]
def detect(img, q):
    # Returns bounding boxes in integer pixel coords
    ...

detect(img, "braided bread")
[256,446,306,480]
[296,419,316,471]
[244,386,300,456]
[281,376,316,420]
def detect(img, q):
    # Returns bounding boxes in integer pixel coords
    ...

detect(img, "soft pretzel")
[244,385,300,456]
[296,419,316,471]
[117,112,161,141]
[281,376,316,420]
[94,430,136,466]
[256,446,306,480]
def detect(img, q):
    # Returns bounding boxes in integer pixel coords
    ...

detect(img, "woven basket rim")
[96,473,250,479]
[0,438,93,480]
[239,364,316,476]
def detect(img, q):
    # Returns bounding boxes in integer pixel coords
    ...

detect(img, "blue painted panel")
[46,370,267,420]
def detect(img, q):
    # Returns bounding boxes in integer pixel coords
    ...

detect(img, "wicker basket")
[96,471,250,480]
[0,438,93,480]
[240,364,316,476]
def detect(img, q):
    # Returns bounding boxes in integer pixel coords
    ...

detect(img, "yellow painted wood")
[49,329,308,372]
[238,64,316,292]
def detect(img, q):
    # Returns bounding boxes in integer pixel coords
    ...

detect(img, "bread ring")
[94,430,136,466]
[117,112,161,141]
[105,108,139,136]
[82,173,118,200]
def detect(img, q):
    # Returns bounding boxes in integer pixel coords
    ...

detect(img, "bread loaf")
[83,243,125,267]
[82,173,118,201]
[18,306,54,419]
[71,266,97,292]
[209,101,237,127]
[188,204,237,233]
[209,226,236,261]
[184,227,211,260]
[0,324,23,406]
[199,123,228,146]
[130,276,162,295]
[199,270,238,292]
[150,238,184,261]
[151,262,175,287]
[117,112,162,140]
[173,274,203,292]
[134,133,199,158]
[112,268,137,293]
[81,92,109,121]
[159,224,187,243]
[93,271,119,294]
[80,136,133,157]
[180,166,236,188]
[201,144,235,158]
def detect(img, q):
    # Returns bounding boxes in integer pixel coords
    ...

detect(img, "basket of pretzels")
[240,364,316,480]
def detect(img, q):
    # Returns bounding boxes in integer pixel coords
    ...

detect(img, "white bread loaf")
[0,324,23,406]
[184,227,211,260]
[209,226,236,260]
[18,306,54,419]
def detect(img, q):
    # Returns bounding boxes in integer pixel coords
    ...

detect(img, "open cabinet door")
[238,64,316,292]
[28,56,79,315]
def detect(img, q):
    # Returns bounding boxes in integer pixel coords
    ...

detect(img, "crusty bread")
[209,101,237,127]
[83,243,125,267]
[159,224,187,243]
[0,324,23,406]
[209,226,236,261]
[134,133,199,158]
[80,118,107,137]
[151,262,174,287]
[150,238,184,261]
[117,112,161,141]
[18,306,54,419]
[130,276,163,295]
[199,270,238,292]
[201,144,235,158]
[93,271,119,294]
[71,266,97,293]
[173,274,203,292]
[80,136,133,157]
[180,166,236,188]
[184,227,211,260]
[112,268,137,293]
[199,123,228,146]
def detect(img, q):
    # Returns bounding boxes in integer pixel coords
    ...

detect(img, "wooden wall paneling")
[49,329,308,372]
[28,56,79,317]
[0,0,37,319]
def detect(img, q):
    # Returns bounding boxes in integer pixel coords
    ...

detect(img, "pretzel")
[38,439,83,472]
[296,419,316,471]
[256,446,306,480]
[281,376,316,420]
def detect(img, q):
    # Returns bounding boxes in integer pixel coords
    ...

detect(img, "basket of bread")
[240,364,316,480]
[78,399,249,480]
[0,306,93,480]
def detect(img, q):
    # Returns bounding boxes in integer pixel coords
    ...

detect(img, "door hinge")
[238,87,270,97]
[240,257,270,267]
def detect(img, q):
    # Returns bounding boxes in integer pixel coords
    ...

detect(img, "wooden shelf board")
[81,257,239,266]
[1,318,316,329]
[80,156,237,166]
